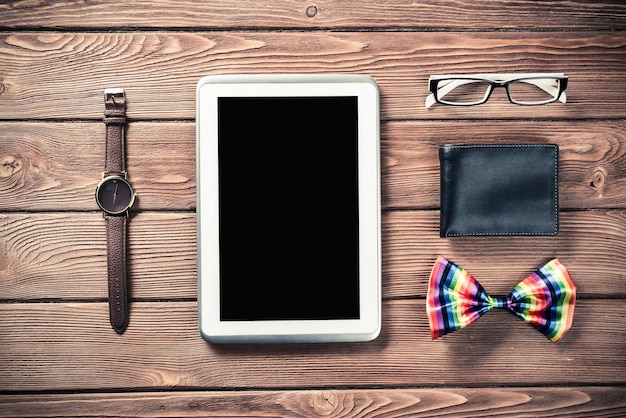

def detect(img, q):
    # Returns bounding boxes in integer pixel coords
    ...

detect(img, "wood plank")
[0,32,625,120]
[1,210,624,301]
[0,212,196,301]
[1,387,625,417]
[2,1,625,30]
[382,210,626,299]
[2,120,625,212]
[0,300,623,391]
[0,122,196,211]
[383,121,626,210]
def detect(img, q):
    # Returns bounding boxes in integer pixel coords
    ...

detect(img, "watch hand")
[113,182,119,204]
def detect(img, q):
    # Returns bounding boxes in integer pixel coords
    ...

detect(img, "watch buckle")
[104,88,125,104]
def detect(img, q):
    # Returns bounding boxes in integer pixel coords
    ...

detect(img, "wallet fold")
[439,144,558,237]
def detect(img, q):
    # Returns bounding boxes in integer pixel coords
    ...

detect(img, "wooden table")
[1,1,625,416]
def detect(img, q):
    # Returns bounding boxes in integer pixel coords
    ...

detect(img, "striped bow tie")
[427,256,576,343]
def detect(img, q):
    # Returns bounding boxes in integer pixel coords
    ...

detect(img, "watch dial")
[96,177,134,214]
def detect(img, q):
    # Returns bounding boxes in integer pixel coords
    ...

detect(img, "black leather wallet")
[439,144,558,237]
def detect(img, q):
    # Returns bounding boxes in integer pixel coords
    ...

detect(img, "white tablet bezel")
[196,74,380,343]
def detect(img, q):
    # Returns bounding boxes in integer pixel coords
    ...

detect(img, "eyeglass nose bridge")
[485,80,514,102]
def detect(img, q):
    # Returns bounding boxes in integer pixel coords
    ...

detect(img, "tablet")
[196,74,381,343]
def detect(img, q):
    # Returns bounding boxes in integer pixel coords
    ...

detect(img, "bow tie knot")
[427,256,576,343]
[488,296,511,310]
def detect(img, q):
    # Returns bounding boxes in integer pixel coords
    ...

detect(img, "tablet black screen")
[218,97,360,321]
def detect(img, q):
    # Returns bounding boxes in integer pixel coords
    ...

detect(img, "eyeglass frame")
[425,73,568,108]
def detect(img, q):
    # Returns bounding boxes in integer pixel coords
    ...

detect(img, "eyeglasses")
[425,73,568,107]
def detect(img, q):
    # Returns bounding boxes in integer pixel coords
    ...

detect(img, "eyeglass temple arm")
[425,78,567,108]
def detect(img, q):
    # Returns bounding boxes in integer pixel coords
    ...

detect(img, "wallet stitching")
[441,144,559,237]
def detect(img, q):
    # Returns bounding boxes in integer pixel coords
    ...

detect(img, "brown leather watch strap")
[103,88,130,334]
[106,215,129,333]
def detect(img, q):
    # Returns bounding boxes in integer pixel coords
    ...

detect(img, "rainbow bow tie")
[427,256,576,343]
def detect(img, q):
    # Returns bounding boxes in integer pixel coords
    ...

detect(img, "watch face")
[96,176,135,215]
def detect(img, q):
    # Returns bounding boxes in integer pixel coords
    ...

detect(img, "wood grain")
[2,1,625,30]
[1,210,624,301]
[1,121,625,211]
[0,300,624,391]
[0,32,625,120]
[1,387,625,417]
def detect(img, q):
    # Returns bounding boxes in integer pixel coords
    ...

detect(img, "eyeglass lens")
[507,78,561,104]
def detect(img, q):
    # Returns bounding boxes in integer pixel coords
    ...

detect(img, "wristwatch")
[95,88,136,334]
